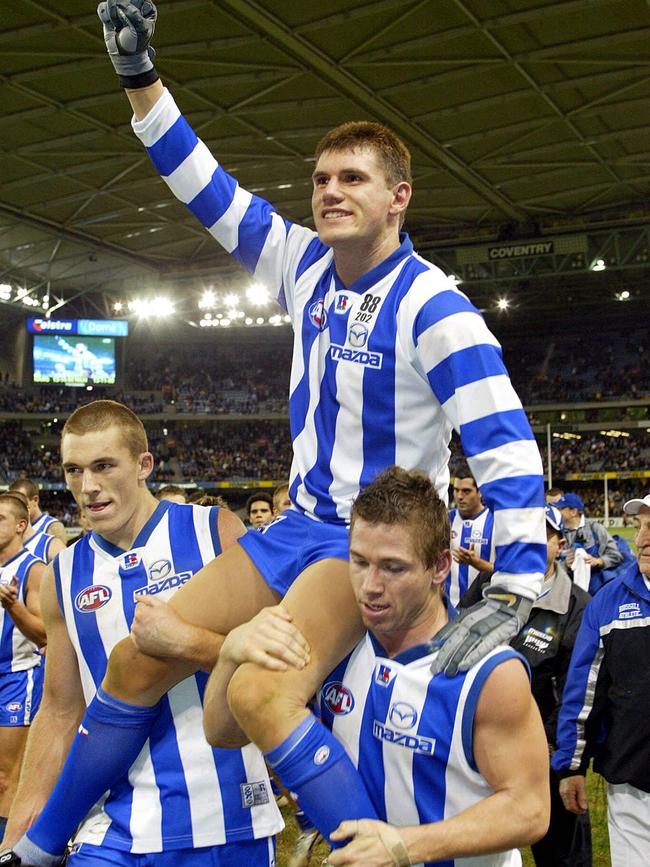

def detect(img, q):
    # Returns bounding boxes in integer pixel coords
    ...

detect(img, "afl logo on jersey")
[323,681,355,715]
[149,559,172,581]
[348,322,368,347]
[75,584,112,612]
[308,300,328,330]
[6,702,22,713]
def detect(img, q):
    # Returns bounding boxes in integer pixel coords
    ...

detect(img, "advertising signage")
[26,317,129,337]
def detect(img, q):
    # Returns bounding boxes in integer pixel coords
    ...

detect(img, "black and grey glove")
[97,0,158,89]
[429,585,533,677]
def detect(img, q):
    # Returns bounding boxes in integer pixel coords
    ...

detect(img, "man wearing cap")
[554,492,622,594]
[552,493,650,867]
[461,505,592,867]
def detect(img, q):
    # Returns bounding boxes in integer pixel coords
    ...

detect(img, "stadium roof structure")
[2,0,650,322]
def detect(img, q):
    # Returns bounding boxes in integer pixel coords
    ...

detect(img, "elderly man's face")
[634,507,650,577]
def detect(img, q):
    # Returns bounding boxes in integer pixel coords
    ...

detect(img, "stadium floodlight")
[447,274,462,287]
[246,283,270,306]
[496,297,510,310]
[591,258,606,272]
[153,297,174,317]
[199,290,215,310]
[616,290,630,301]
[113,301,123,312]
[224,292,239,308]
[245,317,253,325]
[256,317,265,325]
[0,283,12,300]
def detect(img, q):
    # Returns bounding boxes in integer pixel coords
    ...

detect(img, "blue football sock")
[22,688,161,858]
[0,814,6,837]
[265,714,377,845]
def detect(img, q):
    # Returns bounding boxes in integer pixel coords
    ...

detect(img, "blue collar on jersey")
[90,499,171,558]
[1,547,30,570]
[332,232,413,296]
[367,598,458,666]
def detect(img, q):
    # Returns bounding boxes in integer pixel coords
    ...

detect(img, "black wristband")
[119,67,160,90]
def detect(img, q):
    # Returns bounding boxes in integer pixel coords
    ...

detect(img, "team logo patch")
[123,552,141,570]
[149,559,172,580]
[6,701,22,713]
[75,584,112,612]
[313,745,330,766]
[389,702,418,730]
[348,322,369,347]
[323,681,355,715]
[375,663,394,686]
[240,781,270,808]
[618,602,641,620]
[308,299,328,330]
[335,293,349,313]
[521,625,554,653]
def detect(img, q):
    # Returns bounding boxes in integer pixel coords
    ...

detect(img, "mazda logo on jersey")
[322,681,355,715]
[149,559,172,581]
[308,299,328,330]
[348,322,368,347]
[75,584,112,612]
[389,702,418,730]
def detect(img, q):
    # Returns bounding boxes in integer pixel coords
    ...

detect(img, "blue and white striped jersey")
[0,548,43,674]
[132,89,545,599]
[53,501,282,853]
[24,530,56,563]
[31,512,57,535]
[319,636,524,867]
[447,508,496,606]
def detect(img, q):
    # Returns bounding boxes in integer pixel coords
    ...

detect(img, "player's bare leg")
[103,544,280,704]
[227,557,363,749]
[0,727,29,826]
[226,558,375,843]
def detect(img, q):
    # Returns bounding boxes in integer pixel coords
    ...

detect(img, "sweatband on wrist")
[119,67,159,89]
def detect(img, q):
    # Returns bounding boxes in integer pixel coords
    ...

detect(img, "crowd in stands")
[502,325,649,404]
[1,323,648,416]
[0,418,645,524]
[1,324,648,526]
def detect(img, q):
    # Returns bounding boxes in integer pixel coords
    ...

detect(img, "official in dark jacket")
[462,504,592,867]
[552,493,650,867]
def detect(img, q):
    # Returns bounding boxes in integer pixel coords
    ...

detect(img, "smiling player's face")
[62,425,153,546]
[311,147,403,252]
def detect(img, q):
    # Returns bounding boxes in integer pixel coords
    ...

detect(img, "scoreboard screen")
[33,335,117,386]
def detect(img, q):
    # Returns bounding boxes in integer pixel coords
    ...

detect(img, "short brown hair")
[156,484,187,503]
[62,400,148,459]
[315,121,412,187]
[9,479,39,501]
[0,492,30,525]
[351,466,449,569]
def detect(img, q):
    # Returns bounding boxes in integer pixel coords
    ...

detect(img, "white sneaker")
[287,828,323,867]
